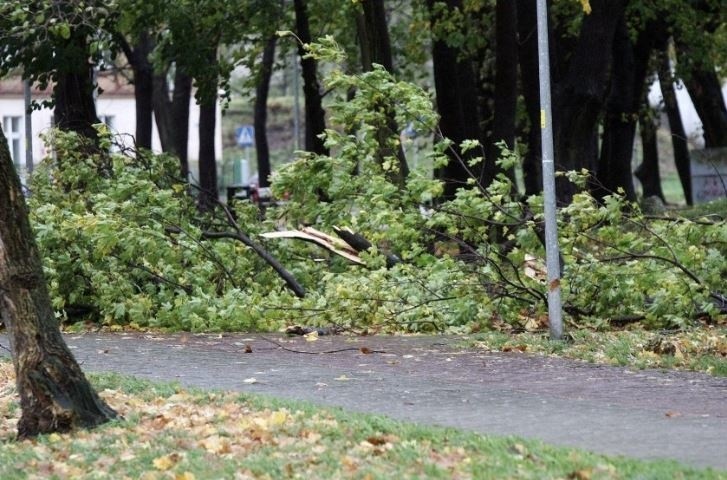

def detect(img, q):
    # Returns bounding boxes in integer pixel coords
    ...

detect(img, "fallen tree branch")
[332,227,402,267]
[201,231,306,298]
[260,336,386,354]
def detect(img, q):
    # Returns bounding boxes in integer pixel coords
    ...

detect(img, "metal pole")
[536,0,563,340]
[23,79,33,175]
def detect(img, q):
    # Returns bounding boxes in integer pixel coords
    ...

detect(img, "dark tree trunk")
[254,36,277,189]
[153,69,192,179]
[484,0,518,188]
[680,65,727,148]
[553,0,627,204]
[356,0,409,186]
[54,68,99,142]
[428,0,483,200]
[0,126,117,439]
[658,50,692,205]
[358,0,394,72]
[198,100,218,210]
[634,101,666,201]
[516,0,542,195]
[129,33,154,150]
[594,16,638,202]
[293,0,328,156]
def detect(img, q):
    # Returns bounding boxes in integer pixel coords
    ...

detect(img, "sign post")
[536,0,563,340]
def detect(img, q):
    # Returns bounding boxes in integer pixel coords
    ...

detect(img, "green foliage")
[29,128,293,331]
[28,42,726,334]
[0,0,119,87]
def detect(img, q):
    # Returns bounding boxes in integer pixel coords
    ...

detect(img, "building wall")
[1,92,223,183]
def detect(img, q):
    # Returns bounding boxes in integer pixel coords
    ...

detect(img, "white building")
[0,73,222,182]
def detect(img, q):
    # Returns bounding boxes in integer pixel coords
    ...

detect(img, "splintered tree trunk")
[0,126,117,439]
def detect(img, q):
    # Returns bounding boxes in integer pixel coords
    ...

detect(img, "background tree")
[0,125,117,438]
[293,0,329,156]
[0,0,118,141]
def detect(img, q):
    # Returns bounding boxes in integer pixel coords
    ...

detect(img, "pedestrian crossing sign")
[236,125,255,147]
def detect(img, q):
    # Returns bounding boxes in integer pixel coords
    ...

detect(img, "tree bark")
[634,100,666,201]
[356,0,409,186]
[428,0,483,201]
[553,0,627,204]
[658,49,692,205]
[53,33,100,142]
[198,99,218,210]
[594,16,638,202]
[484,0,518,187]
[516,0,542,195]
[153,69,192,179]
[254,37,277,189]
[293,0,329,156]
[129,32,154,150]
[0,126,117,439]
[680,64,727,148]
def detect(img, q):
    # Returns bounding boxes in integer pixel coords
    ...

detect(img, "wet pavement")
[1,332,725,470]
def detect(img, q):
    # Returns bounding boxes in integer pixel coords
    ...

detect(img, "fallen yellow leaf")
[152,453,179,471]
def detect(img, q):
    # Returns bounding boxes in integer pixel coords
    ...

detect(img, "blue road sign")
[235,125,255,147]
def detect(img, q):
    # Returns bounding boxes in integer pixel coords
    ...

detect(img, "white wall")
[648,80,727,149]
[2,93,223,183]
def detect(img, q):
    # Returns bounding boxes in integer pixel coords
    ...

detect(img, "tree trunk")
[658,49,692,205]
[254,36,277,189]
[553,0,627,204]
[484,0,518,188]
[680,65,727,148]
[130,33,154,150]
[153,69,192,179]
[293,0,328,156]
[356,0,409,186]
[0,126,117,439]
[53,30,99,144]
[594,16,638,202]
[634,100,666,202]
[428,0,483,200]
[198,100,218,210]
[516,0,542,195]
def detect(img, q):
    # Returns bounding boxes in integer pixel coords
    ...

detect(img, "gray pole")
[536,0,563,339]
[23,79,33,174]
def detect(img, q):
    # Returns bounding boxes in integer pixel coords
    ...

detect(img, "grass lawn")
[467,327,727,377]
[1,361,724,479]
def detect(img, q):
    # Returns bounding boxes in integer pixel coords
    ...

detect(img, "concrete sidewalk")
[1,332,725,470]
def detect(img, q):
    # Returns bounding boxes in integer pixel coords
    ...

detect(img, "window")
[2,116,22,167]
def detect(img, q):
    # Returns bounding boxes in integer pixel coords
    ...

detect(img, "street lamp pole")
[536,0,563,340]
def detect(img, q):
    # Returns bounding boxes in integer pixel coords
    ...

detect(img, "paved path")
[1,333,726,470]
